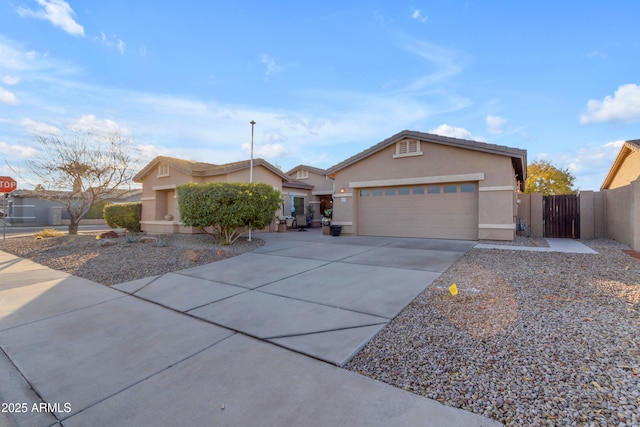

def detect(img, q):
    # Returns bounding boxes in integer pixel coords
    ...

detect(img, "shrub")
[34,228,65,238]
[178,182,281,245]
[103,202,142,231]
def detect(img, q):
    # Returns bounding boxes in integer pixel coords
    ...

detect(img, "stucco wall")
[333,141,519,239]
[604,182,637,248]
[608,151,640,189]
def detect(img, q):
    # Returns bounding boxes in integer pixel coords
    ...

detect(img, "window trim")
[296,170,309,179]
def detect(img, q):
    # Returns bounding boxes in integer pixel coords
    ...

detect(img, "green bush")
[178,182,281,245]
[103,202,142,231]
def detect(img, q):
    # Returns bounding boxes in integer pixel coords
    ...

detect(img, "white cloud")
[20,118,61,135]
[139,44,147,57]
[411,8,428,23]
[68,114,130,135]
[429,124,486,142]
[0,87,18,105]
[261,54,283,78]
[2,75,20,85]
[16,0,84,37]
[536,139,625,190]
[486,115,507,135]
[96,32,126,54]
[242,142,289,159]
[396,39,463,93]
[0,141,38,158]
[580,83,640,124]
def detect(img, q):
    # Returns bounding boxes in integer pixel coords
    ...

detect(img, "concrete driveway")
[0,229,500,427]
[115,229,475,367]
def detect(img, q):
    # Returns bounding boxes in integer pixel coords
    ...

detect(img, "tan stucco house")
[601,139,640,190]
[325,130,527,241]
[133,156,318,233]
[134,130,527,241]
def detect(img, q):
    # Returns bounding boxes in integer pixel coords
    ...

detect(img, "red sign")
[0,176,17,193]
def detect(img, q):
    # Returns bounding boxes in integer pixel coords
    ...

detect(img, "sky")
[1,1,639,190]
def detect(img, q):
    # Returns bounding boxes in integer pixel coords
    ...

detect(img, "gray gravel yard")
[0,233,264,286]
[346,239,640,426]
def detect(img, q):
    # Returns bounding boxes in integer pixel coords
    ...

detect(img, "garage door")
[357,182,478,240]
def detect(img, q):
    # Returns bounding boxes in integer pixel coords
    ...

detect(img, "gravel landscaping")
[0,232,264,286]
[346,239,640,426]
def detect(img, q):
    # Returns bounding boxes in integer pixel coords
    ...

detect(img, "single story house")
[135,130,527,241]
[326,130,527,241]
[600,139,640,190]
[133,156,322,233]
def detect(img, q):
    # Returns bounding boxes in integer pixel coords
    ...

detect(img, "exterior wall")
[226,166,283,190]
[139,162,288,234]
[523,184,639,250]
[290,171,333,193]
[604,183,635,248]
[139,164,196,225]
[579,191,596,239]
[334,141,518,239]
[608,151,640,189]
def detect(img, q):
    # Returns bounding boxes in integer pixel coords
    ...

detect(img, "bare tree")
[25,131,138,234]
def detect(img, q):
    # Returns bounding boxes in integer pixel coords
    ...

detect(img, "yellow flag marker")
[449,284,458,296]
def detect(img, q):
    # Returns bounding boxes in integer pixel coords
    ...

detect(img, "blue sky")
[1,1,639,190]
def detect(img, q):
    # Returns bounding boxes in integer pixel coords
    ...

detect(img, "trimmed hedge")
[103,202,142,231]
[177,182,281,244]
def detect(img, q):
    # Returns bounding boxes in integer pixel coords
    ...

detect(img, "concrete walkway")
[475,238,598,254]
[0,229,501,427]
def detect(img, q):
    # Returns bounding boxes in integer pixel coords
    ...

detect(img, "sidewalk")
[475,238,598,254]
[0,238,501,427]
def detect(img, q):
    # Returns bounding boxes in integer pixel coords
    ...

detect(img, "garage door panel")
[357,183,477,240]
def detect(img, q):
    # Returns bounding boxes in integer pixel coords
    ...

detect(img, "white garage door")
[357,182,478,240]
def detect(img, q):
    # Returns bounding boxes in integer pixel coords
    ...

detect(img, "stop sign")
[0,176,17,193]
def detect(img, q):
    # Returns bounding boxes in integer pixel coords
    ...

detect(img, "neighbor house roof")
[286,164,328,177]
[600,139,640,190]
[325,130,527,190]
[133,156,292,183]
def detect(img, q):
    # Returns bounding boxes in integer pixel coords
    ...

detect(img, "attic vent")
[393,139,423,158]
[296,170,309,179]
[157,163,170,177]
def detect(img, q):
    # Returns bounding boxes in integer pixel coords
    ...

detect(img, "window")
[427,185,441,194]
[385,188,396,196]
[157,163,170,177]
[412,187,424,195]
[443,185,457,193]
[393,139,423,158]
[360,190,370,197]
[296,170,309,179]
[372,189,383,196]
[461,183,476,193]
[398,188,410,195]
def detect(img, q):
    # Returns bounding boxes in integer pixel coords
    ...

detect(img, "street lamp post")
[248,120,256,241]
[250,120,255,183]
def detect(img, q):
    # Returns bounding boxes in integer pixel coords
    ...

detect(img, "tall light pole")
[248,120,256,241]
[249,120,256,183]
